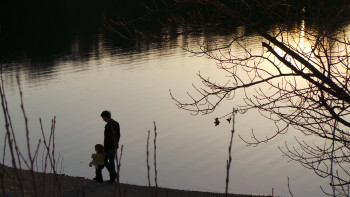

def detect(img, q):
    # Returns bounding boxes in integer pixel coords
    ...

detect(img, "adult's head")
[101,110,111,122]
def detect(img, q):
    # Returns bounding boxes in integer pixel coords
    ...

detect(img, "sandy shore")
[0,165,270,197]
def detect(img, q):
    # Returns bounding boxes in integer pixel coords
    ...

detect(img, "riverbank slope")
[0,165,270,197]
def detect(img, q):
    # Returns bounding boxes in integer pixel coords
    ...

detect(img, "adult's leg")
[105,150,117,181]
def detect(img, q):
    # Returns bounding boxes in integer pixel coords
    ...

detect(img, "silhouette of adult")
[100,110,120,183]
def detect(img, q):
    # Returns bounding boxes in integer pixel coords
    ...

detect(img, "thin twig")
[287,177,294,197]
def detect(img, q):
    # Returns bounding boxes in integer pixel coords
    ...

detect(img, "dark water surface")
[1,19,340,196]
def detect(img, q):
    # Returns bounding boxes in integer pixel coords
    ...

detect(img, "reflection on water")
[1,21,342,196]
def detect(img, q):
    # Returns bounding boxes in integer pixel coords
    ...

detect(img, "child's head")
[95,144,104,153]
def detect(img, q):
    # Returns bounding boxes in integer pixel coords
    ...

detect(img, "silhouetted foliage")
[170,1,350,196]
[103,0,350,196]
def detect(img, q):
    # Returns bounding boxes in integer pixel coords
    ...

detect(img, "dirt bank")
[0,165,270,197]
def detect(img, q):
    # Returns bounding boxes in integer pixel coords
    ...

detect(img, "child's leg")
[95,166,104,182]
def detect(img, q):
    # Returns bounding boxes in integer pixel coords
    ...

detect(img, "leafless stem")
[1,73,62,196]
[153,121,159,197]
[146,130,151,187]
[225,108,235,196]
[114,145,124,197]
[0,74,26,197]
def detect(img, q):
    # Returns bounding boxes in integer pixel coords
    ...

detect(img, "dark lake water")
[1,20,344,196]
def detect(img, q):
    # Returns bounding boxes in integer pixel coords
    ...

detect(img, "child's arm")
[89,153,97,167]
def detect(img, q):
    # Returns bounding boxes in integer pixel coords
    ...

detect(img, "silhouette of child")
[89,144,106,182]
